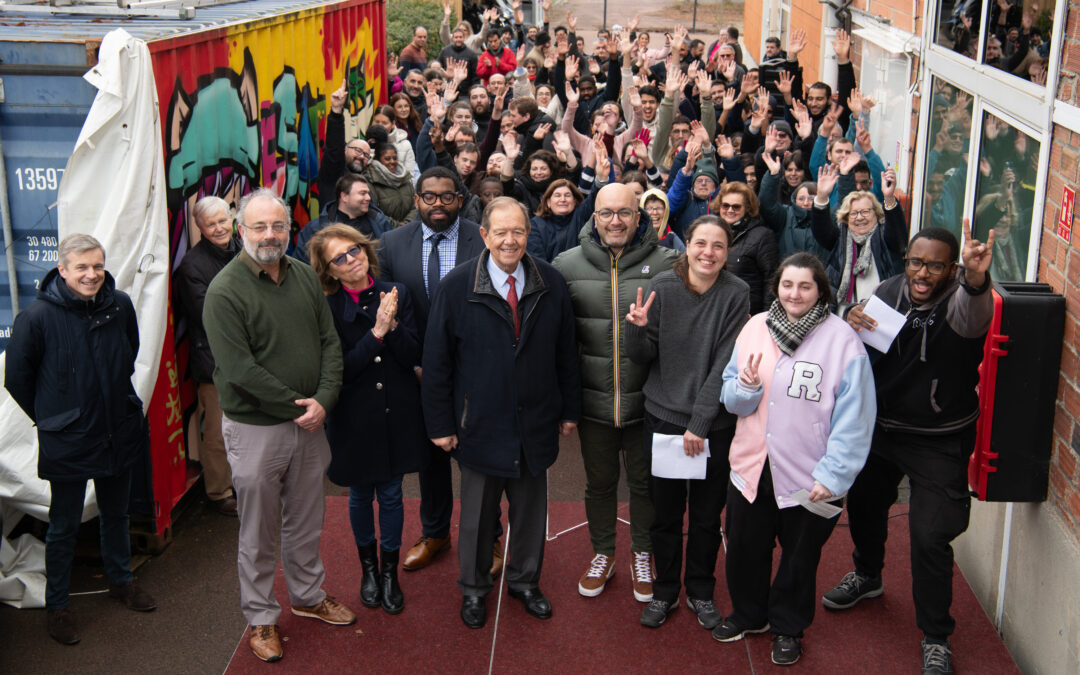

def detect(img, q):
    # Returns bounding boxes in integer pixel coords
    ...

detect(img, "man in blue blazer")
[376,167,489,573]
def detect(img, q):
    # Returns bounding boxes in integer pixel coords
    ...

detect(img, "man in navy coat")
[422,196,581,628]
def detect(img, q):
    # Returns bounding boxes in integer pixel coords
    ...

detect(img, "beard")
[347,159,366,174]
[245,238,285,265]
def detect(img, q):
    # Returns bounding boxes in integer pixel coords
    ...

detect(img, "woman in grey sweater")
[626,215,751,631]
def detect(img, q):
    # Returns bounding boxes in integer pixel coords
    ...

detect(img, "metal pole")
[692,0,698,32]
[603,0,607,30]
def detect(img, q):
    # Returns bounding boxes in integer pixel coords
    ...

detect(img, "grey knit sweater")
[625,269,750,437]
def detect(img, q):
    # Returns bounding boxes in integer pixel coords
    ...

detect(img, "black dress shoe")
[461,595,486,628]
[508,587,552,619]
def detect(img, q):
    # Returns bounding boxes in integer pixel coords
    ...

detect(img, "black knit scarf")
[765,299,829,356]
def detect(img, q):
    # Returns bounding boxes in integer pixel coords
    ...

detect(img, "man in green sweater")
[553,183,679,603]
[203,189,353,663]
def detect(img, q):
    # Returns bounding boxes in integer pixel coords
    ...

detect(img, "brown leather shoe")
[210,495,238,516]
[290,594,356,625]
[249,624,282,662]
[490,539,505,578]
[402,536,450,571]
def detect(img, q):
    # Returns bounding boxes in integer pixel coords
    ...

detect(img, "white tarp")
[0,28,170,608]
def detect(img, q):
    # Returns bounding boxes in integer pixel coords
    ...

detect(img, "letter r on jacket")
[787,361,823,402]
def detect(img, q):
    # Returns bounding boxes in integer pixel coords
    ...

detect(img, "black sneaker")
[772,634,801,665]
[822,570,883,609]
[921,639,953,674]
[711,617,771,642]
[640,598,678,628]
[46,608,80,645]
[686,597,723,630]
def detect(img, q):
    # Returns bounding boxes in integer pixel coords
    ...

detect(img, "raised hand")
[764,124,780,154]
[553,129,573,154]
[443,0,451,19]
[428,119,445,152]
[695,69,711,99]
[847,88,864,118]
[565,79,580,104]
[788,28,807,57]
[427,91,445,120]
[588,58,601,75]
[628,85,643,109]
[762,146,781,174]
[838,148,861,175]
[445,123,462,144]
[567,10,577,32]
[565,53,581,81]
[627,13,641,34]
[387,54,401,81]
[626,287,656,326]
[716,133,735,160]
[533,122,553,140]
[330,78,347,114]
[856,119,873,153]
[793,102,812,139]
[961,217,994,283]
[777,70,794,98]
[690,119,710,145]
[817,162,840,196]
[502,130,521,159]
[722,88,737,111]
[739,352,763,387]
[833,28,851,64]
[881,166,897,202]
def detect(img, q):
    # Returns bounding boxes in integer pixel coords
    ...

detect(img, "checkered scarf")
[765,299,830,356]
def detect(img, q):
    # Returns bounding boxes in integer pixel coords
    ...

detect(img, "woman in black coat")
[307,224,428,616]
[709,182,779,314]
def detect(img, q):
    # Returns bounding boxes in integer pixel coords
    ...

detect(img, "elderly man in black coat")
[5,234,156,646]
[422,196,581,629]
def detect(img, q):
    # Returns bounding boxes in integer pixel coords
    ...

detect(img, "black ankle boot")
[380,548,404,614]
[358,542,381,608]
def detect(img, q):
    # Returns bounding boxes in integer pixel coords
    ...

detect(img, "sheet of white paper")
[858,295,907,353]
[651,433,710,480]
[789,489,843,518]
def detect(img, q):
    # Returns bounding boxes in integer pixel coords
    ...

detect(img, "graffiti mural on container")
[154,9,382,260]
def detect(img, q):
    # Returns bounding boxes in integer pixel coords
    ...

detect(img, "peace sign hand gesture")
[739,352,763,387]
[626,287,656,326]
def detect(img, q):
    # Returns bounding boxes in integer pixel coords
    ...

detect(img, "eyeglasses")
[595,208,637,222]
[330,245,363,267]
[848,209,875,219]
[904,258,949,275]
[246,222,289,234]
[419,191,459,205]
[719,202,744,211]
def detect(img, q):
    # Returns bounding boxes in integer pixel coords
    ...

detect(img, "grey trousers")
[222,416,331,626]
[458,463,547,597]
[197,383,233,501]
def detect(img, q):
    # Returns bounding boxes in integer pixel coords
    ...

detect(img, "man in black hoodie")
[825,224,995,675]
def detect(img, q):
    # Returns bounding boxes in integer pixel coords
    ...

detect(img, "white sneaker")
[578,553,615,597]
[632,551,655,602]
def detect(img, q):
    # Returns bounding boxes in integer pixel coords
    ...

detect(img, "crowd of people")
[4,4,1003,675]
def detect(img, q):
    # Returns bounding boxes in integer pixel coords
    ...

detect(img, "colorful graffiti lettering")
[156,9,383,262]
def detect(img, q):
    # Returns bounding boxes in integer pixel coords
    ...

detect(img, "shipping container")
[0,0,387,546]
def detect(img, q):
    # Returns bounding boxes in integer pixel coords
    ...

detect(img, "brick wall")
[856,0,918,33]
[1039,124,1080,541]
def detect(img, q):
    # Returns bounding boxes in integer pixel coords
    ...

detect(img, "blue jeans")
[46,469,134,609]
[348,476,404,551]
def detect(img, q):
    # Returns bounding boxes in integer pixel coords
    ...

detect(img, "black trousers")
[419,443,454,539]
[457,463,547,597]
[846,426,976,640]
[725,461,841,637]
[644,413,734,603]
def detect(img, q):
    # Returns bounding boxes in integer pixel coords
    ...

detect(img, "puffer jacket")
[5,269,149,480]
[552,218,679,427]
[727,216,780,315]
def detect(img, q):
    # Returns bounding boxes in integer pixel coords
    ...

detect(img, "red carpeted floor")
[225,498,1018,674]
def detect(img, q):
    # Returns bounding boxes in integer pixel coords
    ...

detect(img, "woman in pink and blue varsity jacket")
[712,253,876,666]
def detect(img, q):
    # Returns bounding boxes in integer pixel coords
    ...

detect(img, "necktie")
[507,275,520,339]
[427,232,444,298]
